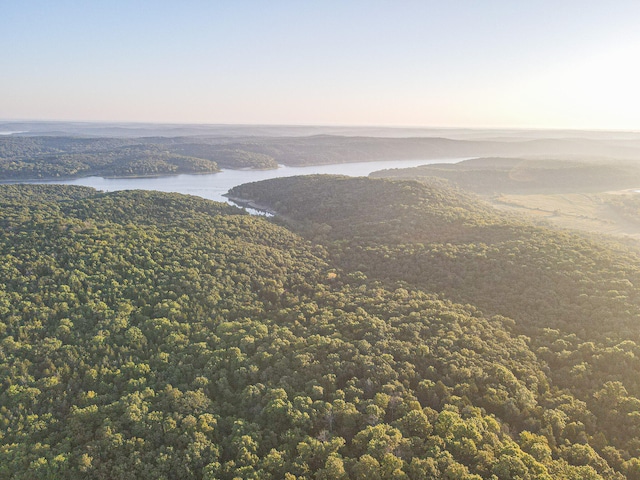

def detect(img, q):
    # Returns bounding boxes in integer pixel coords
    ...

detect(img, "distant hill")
[371,157,640,194]
[4,133,640,181]
[4,120,640,141]
[0,138,221,179]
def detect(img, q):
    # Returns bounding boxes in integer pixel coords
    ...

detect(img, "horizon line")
[1,118,640,134]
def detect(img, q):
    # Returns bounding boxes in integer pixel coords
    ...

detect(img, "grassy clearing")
[492,191,640,239]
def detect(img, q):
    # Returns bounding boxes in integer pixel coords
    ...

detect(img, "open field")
[492,190,640,239]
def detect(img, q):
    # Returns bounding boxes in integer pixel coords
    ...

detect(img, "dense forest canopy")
[229,176,640,340]
[1,182,640,478]
[0,138,222,180]
[230,175,640,476]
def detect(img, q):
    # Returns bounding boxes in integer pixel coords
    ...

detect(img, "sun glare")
[520,41,640,129]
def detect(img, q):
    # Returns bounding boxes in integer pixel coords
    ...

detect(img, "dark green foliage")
[0,184,96,204]
[169,144,278,169]
[0,182,635,478]
[230,175,640,339]
[230,174,640,475]
[0,138,221,179]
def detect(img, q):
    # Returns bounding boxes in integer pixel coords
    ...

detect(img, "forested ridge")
[0,137,278,180]
[6,134,640,181]
[0,139,225,180]
[230,175,640,478]
[371,158,640,194]
[1,182,640,478]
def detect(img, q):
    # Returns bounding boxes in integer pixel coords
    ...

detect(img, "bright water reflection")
[28,158,470,205]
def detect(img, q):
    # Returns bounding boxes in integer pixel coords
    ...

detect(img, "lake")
[28,157,470,206]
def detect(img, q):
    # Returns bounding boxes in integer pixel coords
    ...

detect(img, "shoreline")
[0,164,287,184]
[0,158,470,184]
[223,194,277,216]
[0,169,223,184]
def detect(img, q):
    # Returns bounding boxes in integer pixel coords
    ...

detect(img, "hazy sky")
[3,1,640,129]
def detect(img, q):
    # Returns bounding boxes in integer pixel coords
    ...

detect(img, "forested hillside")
[229,175,640,339]
[0,138,224,180]
[2,184,635,478]
[231,175,640,477]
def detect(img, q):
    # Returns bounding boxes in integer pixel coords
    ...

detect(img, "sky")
[2,0,640,130]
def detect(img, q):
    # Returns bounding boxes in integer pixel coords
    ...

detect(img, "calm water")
[28,158,470,205]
